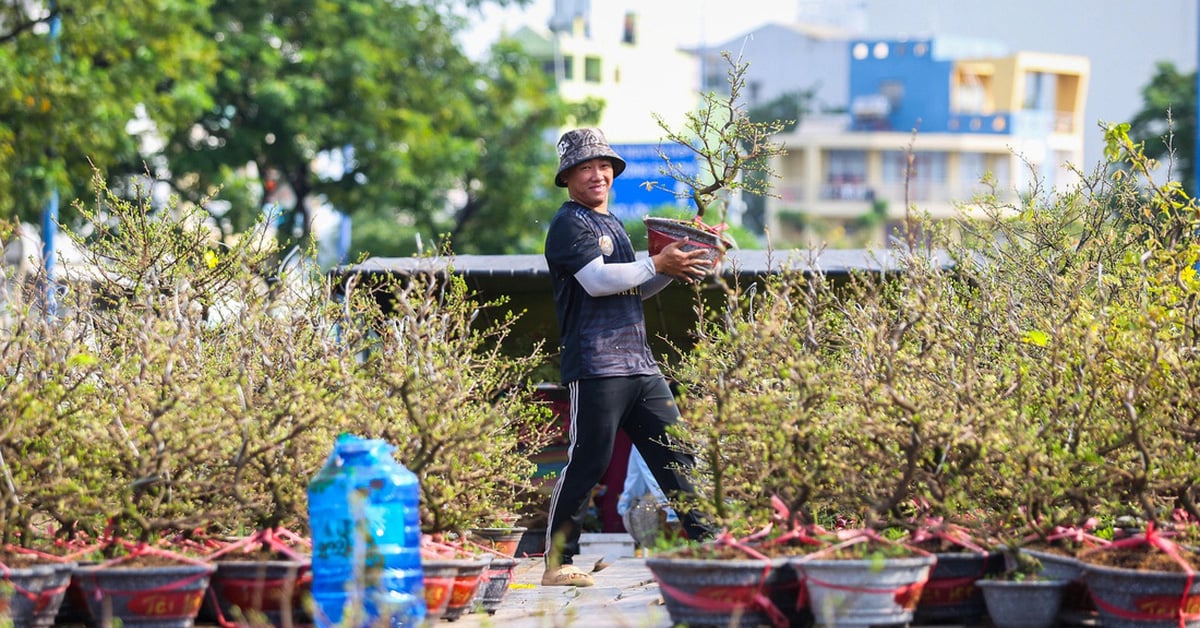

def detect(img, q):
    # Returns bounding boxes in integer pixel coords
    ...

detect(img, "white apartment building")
[765,39,1090,247]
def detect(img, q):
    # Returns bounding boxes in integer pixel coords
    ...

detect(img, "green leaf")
[1021,330,1050,347]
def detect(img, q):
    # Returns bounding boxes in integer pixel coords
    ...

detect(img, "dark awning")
[329,248,948,356]
[332,248,935,286]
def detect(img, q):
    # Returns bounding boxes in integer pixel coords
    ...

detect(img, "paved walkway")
[452,553,671,628]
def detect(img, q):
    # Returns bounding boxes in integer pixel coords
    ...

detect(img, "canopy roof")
[329,248,949,357]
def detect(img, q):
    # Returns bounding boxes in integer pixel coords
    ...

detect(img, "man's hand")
[650,239,714,283]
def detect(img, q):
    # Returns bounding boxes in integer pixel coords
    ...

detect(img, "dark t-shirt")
[544,201,660,383]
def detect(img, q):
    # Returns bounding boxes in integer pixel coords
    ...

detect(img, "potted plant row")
[0,172,558,626]
[6,44,1200,628]
[634,52,1200,628]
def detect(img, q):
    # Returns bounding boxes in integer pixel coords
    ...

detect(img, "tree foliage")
[0,0,219,225]
[445,40,566,255]
[1128,60,1196,196]
[164,1,473,244]
[158,0,568,257]
[2,0,571,258]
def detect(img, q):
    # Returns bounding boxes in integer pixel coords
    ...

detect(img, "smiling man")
[540,128,713,587]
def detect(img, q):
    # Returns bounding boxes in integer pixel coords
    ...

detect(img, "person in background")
[617,446,679,553]
[540,128,713,587]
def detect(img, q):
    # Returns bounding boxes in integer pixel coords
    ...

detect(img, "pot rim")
[74,562,218,575]
[794,554,937,568]
[974,577,1070,588]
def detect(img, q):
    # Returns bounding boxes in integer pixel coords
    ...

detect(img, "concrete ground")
[450,551,672,628]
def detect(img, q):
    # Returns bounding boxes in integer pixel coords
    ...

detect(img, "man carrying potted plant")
[541,127,714,587]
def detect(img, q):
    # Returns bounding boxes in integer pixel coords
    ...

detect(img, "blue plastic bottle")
[308,434,426,627]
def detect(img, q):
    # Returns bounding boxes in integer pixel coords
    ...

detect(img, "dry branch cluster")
[667,123,1200,543]
[0,176,553,553]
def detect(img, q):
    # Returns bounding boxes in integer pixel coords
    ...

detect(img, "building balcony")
[777,181,1018,208]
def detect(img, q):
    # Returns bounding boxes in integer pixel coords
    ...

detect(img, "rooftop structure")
[766,36,1090,247]
[509,12,700,143]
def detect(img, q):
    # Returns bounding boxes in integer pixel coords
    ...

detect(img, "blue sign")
[610,143,699,221]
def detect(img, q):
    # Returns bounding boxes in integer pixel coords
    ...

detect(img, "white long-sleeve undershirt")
[574,256,673,300]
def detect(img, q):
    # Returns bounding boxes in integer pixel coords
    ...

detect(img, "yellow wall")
[954,52,1089,116]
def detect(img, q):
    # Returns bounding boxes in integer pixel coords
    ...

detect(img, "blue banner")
[610,143,699,221]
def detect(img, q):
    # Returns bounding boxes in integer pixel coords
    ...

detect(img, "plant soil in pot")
[790,533,935,627]
[1078,529,1200,628]
[643,216,733,266]
[0,551,76,628]
[976,578,1069,628]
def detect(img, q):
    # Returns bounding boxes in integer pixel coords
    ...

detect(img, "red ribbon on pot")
[656,531,790,628]
[205,527,309,562]
[1080,522,1198,628]
[908,517,987,554]
[1024,517,1111,549]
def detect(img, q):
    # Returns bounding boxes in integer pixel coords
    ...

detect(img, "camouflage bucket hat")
[554,128,627,187]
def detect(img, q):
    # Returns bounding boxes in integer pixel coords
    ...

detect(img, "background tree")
[0,0,218,225]
[445,39,605,255]
[742,88,812,233]
[158,0,566,258]
[1127,60,1196,195]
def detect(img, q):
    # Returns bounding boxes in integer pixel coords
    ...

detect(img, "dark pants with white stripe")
[544,374,710,566]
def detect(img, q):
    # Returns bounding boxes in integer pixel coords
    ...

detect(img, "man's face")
[564,158,615,209]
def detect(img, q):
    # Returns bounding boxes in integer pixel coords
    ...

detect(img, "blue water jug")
[308,434,426,627]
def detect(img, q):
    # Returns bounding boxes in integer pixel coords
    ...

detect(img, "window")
[882,151,946,184]
[879,80,905,110]
[882,151,947,201]
[824,150,869,200]
[959,153,986,187]
[584,56,602,83]
[955,72,985,113]
[563,55,575,81]
[1024,71,1055,111]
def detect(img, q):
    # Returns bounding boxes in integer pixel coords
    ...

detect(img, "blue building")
[768,36,1090,247]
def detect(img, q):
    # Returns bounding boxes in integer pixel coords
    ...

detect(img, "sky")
[460,0,806,59]
[462,0,1199,168]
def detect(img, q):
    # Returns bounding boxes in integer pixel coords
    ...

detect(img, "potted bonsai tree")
[944,163,1130,626]
[1066,123,1200,626]
[333,264,557,621]
[596,50,825,628]
[640,49,786,273]
[0,249,92,627]
[192,261,351,627]
[43,173,283,627]
[974,546,1070,628]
